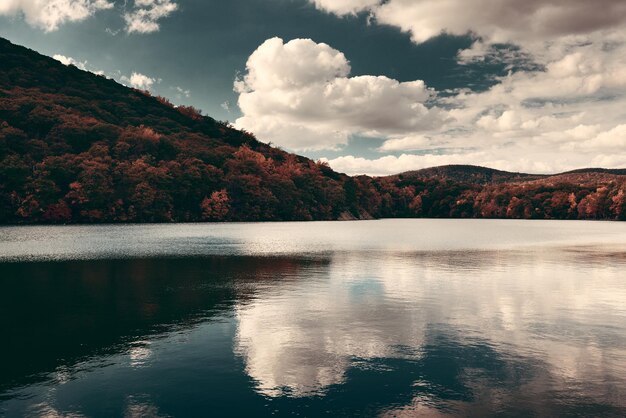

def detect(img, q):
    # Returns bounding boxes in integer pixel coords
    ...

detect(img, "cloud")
[234,37,445,151]
[120,71,156,89]
[173,86,190,99]
[105,27,121,36]
[310,0,379,16]
[53,53,106,75]
[234,37,351,92]
[580,124,626,150]
[437,38,626,170]
[309,0,626,44]
[324,138,626,176]
[323,153,496,176]
[0,0,178,34]
[378,135,442,152]
[53,53,87,70]
[124,0,178,34]
[236,250,624,399]
[236,32,626,173]
[54,56,166,96]
[0,0,113,32]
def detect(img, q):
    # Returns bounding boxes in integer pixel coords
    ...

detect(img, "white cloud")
[105,27,120,36]
[234,37,445,151]
[438,38,626,169]
[309,0,626,45]
[120,71,156,90]
[0,0,113,32]
[53,58,163,94]
[310,0,379,16]
[457,41,491,64]
[325,136,626,176]
[234,37,350,92]
[580,124,626,150]
[378,135,441,152]
[236,250,625,398]
[0,0,178,34]
[53,53,106,75]
[124,0,178,34]
[236,33,626,173]
[323,153,495,176]
[53,53,87,70]
[174,86,190,98]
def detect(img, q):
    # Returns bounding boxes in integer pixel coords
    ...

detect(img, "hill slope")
[394,165,545,184]
[0,37,365,223]
[1,37,626,222]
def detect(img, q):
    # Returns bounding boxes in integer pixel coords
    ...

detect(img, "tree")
[201,190,230,221]
[42,200,72,222]
[610,187,626,220]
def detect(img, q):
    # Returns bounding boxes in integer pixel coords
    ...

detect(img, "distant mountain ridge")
[560,168,626,175]
[394,165,626,185]
[393,165,545,184]
[1,37,626,223]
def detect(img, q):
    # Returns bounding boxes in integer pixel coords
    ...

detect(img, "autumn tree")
[201,190,230,221]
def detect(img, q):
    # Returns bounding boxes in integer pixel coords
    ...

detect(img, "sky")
[1,0,626,176]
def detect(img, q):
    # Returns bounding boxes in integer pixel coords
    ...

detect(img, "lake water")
[1,219,626,417]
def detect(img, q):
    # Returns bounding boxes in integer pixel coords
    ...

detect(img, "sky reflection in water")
[0,219,625,417]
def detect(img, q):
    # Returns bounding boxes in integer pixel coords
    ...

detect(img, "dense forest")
[1,37,626,223]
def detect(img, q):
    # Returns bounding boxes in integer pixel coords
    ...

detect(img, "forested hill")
[0,37,361,223]
[393,165,546,185]
[1,37,626,223]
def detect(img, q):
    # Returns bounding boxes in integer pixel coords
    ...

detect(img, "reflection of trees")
[0,255,323,393]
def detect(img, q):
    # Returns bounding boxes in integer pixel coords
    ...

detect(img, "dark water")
[1,219,625,417]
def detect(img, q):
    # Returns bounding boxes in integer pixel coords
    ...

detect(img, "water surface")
[1,219,625,417]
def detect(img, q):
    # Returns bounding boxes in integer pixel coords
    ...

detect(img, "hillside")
[0,37,364,223]
[1,37,626,223]
[394,165,626,185]
[394,165,545,184]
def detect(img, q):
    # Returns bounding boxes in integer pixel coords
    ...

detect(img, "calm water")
[1,219,626,417]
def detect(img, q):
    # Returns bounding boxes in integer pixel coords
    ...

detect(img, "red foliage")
[201,190,230,221]
[176,105,203,121]
[2,37,626,224]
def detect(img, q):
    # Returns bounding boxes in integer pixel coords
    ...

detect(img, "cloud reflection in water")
[235,247,626,415]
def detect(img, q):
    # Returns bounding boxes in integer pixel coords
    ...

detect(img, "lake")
[1,219,626,417]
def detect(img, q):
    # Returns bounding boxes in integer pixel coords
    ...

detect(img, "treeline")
[1,37,626,223]
[0,116,358,223]
[2,113,625,223]
[372,175,626,220]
